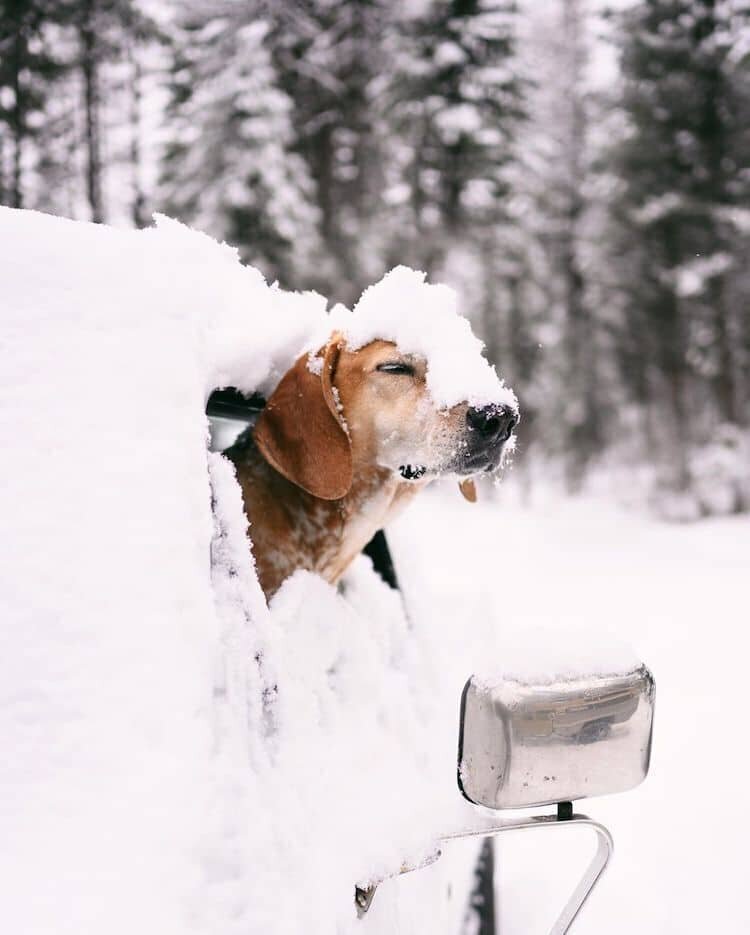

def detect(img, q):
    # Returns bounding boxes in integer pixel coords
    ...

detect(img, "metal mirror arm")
[356,805,613,935]
[440,807,613,935]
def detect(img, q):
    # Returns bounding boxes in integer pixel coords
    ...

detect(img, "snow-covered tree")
[383,0,525,273]
[72,0,163,224]
[500,0,610,487]
[1,0,163,223]
[0,0,66,208]
[160,1,322,286]
[266,0,391,300]
[610,0,750,488]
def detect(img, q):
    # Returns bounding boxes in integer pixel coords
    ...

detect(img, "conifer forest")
[2,0,749,515]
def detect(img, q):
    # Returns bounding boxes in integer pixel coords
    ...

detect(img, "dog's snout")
[466,404,518,442]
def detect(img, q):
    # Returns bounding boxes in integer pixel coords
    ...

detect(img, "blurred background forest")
[2,0,749,517]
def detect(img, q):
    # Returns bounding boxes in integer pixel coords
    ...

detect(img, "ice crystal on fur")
[306,352,323,376]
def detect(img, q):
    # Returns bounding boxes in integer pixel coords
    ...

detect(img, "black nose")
[466,404,518,442]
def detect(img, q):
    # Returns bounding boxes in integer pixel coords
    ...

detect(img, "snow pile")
[328,266,518,411]
[207,450,485,932]
[687,424,750,517]
[0,206,339,935]
[146,213,329,398]
[0,207,505,935]
[473,622,640,687]
[204,456,487,934]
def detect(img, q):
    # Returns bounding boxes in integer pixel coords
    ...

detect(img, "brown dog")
[226,335,517,599]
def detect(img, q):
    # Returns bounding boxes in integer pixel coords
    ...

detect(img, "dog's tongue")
[459,478,477,503]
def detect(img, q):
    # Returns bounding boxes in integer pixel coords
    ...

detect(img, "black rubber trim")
[470,839,497,934]
[557,800,574,821]
[456,677,476,803]
[206,387,266,421]
[362,530,399,590]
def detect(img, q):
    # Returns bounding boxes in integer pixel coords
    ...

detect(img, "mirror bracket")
[355,807,613,933]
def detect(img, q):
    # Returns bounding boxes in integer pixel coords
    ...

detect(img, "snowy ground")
[389,484,750,933]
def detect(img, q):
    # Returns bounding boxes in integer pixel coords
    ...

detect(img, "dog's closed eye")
[376,361,415,376]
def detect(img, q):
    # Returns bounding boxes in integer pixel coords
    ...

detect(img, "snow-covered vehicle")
[206,353,656,935]
[2,207,655,935]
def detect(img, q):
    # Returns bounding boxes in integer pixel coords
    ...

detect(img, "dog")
[226,334,518,599]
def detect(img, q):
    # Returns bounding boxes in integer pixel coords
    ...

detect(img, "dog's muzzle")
[399,404,518,481]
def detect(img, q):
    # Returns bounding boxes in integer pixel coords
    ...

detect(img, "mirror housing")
[458,665,655,809]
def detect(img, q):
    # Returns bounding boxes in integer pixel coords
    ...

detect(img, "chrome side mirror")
[444,665,655,934]
[356,664,655,934]
[458,665,655,809]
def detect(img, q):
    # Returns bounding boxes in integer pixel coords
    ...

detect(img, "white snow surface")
[473,624,640,687]
[389,488,750,934]
[3,206,729,935]
[0,207,503,935]
[330,266,518,411]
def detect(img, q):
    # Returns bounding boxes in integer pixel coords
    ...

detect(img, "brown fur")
[226,337,472,599]
[226,337,440,597]
[227,437,423,598]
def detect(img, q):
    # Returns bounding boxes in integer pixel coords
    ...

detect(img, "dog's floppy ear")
[254,338,352,500]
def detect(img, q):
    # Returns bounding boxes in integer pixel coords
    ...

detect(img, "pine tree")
[384,0,525,273]
[507,0,608,487]
[0,0,163,223]
[0,0,66,208]
[69,0,162,223]
[266,0,391,300]
[160,1,321,287]
[611,0,750,486]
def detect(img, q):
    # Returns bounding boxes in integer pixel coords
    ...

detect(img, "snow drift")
[1,207,645,935]
[0,208,505,935]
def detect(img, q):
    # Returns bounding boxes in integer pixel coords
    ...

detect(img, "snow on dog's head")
[313,266,519,483]
[338,266,517,411]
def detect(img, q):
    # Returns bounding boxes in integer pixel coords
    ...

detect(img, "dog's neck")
[226,432,424,599]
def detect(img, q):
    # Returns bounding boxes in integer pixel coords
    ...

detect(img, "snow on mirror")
[458,665,655,809]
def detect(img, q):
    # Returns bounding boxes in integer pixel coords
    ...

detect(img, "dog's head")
[254,334,518,500]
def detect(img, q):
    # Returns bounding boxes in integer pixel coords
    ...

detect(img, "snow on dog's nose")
[466,404,518,443]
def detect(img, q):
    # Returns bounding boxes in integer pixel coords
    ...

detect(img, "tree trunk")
[661,286,691,491]
[710,278,738,424]
[80,1,104,223]
[313,125,338,264]
[10,31,25,208]
[561,0,596,491]
[410,118,444,276]
[694,1,738,425]
[11,134,23,208]
[666,366,690,491]
[128,46,146,228]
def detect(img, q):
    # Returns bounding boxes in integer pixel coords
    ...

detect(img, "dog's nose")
[466,404,518,442]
